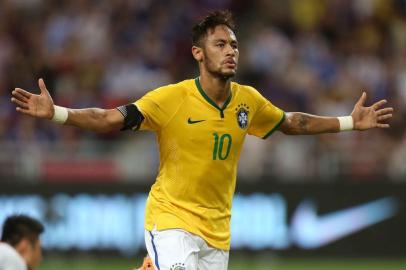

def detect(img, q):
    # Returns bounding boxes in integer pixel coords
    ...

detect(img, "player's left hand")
[351,92,393,130]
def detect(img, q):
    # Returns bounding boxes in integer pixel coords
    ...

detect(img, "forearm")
[279,112,340,135]
[64,108,123,133]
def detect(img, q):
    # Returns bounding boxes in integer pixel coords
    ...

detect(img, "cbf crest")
[235,103,249,129]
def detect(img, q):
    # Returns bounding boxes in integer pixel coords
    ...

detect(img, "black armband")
[116,104,144,131]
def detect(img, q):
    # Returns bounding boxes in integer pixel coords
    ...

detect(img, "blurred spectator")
[0,215,44,270]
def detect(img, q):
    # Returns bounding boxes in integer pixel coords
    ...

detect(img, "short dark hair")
[192,10,236,46]
[1,215,44,247]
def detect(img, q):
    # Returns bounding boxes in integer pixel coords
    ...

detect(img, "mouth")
[223,59,237,68]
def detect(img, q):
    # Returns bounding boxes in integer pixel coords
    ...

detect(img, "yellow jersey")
[134,78,284,250]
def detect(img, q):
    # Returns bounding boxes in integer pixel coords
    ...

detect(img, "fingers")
[376,123,390,128]
[377,114,392,121]
[372,99,387,110]
[356,91,367,106]
[38,78,48,94]
[13,88,32,99]
[15,107,31,115]
[11,97,29,109]
[376,107,394,115]
[11,89,29,102]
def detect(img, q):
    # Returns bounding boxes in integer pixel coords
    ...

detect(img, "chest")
[163,95,254,153]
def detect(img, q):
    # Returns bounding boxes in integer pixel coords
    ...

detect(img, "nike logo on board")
[290,197,398,249]
[188,118,205,124]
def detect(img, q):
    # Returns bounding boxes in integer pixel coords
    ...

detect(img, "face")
[25,239,42,270]
[193,25,239,79]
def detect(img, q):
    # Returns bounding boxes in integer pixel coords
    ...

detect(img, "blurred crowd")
[0,0,405,182]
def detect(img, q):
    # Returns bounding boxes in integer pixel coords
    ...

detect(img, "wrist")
[337,116,353,131]
[52,105,68,124]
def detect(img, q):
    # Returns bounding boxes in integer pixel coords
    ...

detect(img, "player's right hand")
[11,78,55,119]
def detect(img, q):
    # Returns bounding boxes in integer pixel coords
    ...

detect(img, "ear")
[15,238,29,254]
[192,46,203,62]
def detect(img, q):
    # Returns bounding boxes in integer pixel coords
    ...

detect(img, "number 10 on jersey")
[212,133,232,160]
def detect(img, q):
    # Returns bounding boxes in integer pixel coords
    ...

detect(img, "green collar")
[194,77,232,118]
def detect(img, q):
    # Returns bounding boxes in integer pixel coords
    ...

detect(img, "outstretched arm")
[11,78,124,133]
[279,92,393,135]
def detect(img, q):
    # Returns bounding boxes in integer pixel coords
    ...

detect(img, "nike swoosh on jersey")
[187,118,205,124]
[290,197,399,249]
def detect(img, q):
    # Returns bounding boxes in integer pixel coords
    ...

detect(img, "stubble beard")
[205,62,236,81]
[203,53,236,81]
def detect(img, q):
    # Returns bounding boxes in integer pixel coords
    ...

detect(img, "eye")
[217,43,225,48]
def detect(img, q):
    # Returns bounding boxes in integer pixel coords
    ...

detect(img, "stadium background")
[1,0,406,269]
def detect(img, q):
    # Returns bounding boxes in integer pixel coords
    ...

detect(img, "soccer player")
[0,215,44,270]
[11,10,393,270]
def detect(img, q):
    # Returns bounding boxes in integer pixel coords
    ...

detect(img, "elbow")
[96,126,114,133]
[280,126,299,135]
[279,115,299,135]
[280,128,296,135]
[279,112,309,135]
[101,109,123,133]
[88,124,112,133]
[98,119,117,133]
[92,109,118,133]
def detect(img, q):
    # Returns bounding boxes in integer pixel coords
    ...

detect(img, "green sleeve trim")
[262,112,286,139]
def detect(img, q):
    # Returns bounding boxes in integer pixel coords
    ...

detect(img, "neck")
[199,71,231,108]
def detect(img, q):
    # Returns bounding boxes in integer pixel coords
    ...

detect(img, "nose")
[225,44,236,57]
